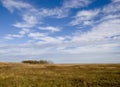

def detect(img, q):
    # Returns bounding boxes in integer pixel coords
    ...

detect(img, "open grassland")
[0,63,120,87]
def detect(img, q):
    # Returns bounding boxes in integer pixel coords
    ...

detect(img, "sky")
[0,0,120,63]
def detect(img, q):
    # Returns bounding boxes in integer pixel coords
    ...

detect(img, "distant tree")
[22,60,53,64]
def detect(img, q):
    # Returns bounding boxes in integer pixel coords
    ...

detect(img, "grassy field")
[0,63,120,87]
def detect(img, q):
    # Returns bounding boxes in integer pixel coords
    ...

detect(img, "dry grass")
[0,62,120,87]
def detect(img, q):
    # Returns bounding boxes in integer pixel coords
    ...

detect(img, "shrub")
[22,60,53,64]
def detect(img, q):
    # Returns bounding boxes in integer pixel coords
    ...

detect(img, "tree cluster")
[22,60,53,64]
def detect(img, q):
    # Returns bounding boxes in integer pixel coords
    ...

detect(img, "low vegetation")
[22,60,53,64]
[0,63,120,87]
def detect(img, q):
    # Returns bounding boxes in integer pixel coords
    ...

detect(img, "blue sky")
[0,0,120,63]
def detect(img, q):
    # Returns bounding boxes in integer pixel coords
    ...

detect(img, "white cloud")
[72,19,120,43]
[39,26,61,32]
[1,0,32,12]
[4,35,13,40]
[76,10,99,18]
[1,0,93,41]
[0,0,120,63]
[1,0,70,40]
[70,9,99,26]
[63,43,120,54]
[67,1,120,54]
[100,14,120,22]
[1,0,69,19]
[13,14,38,29]
[38,8,69,18]
[112,0,120,2]
[37,0,92,19]
[0,41,119,63]
[1,0,92,19]
[38,36,63,43]
[19,29,30,35]
[70,0,120,26]
[37,0,92,18]
[28,32,47,39]
[28,32,65,44]
[63,0,91,9]
[4,34,23,40]
[102,1,120,14]
[4,28,30,40]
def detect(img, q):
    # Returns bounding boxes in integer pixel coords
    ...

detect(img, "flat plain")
[0,63,120,87]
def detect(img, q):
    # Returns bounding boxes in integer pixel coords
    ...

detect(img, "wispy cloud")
[4,34,23,40]
[39,26,61,32]
[0,0,120,63]
[28,32,65,44]
[71,19,120,43]
[28,32,47,40]
[1,0,69,40]
[63,0,91,9]
[70,9,99,26]
[1,0,32,12]
[2,0,120,49]
[102,1,120,14]
[112,0,120,2]
[70,1,120,45]
[13,14,38,29]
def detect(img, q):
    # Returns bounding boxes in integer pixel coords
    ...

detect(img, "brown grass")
[0,62,120,87]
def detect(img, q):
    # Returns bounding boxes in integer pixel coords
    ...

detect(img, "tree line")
[22,60,53,64]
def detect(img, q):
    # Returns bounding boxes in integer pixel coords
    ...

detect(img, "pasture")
[0,63,120,87]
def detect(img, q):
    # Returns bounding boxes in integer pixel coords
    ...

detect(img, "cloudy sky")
[0,0,120,63]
